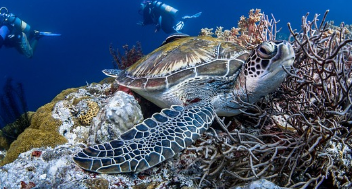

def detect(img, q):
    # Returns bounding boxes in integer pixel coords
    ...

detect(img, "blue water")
[0,0,350,114]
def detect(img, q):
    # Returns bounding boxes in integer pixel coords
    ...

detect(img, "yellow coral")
[30,103,62,131]
[0,128,67,166]
[0,133,9,150]
[78,100,100,125]
[0,88,75,166]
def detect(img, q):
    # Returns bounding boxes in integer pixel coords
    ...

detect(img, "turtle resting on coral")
[74,35,295,173]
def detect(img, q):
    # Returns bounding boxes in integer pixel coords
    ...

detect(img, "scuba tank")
[152,1,178,18]
[5,13,32,34]
[0,7,31,34]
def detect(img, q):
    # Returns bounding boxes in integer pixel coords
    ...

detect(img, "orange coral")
[200,9,277,49]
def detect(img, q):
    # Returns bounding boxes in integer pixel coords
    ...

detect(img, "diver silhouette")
[0,7,61,58]
[138,1,202,34]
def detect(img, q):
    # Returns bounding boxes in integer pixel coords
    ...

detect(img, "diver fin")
[38,32,61,37]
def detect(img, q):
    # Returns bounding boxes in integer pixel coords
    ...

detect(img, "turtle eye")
[257,42,276,59]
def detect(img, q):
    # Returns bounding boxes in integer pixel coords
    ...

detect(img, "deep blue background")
[0,0,350,112]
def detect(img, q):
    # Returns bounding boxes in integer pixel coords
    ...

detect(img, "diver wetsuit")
[0,25,9,48]
[0,8,39,58]
[139,1,201,34]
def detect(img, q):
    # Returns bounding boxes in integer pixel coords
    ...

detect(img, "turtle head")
[213,40,294,116]
[237,40,295,100]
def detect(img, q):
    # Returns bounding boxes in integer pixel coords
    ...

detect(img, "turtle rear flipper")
[73,102,215,173]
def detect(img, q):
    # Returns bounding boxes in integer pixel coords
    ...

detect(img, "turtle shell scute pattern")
[116,36,250,90]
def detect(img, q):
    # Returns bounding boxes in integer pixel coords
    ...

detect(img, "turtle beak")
[279,41,295,67]
[268,41,295,73]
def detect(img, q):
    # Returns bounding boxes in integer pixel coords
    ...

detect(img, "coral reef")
[233,179,286,189]
[0,128,67,166]
[77,100,100,125]
[0,97,68,166]
[49,82,144,146]
[0,79,146,167]
[0,78,32,146]
[0,132,9,150]
[0,87,81,165]
[326,20,352,40]
[1,9,351,189]
[199,9,278,49]
[281,11,352,188]
[109,41,144,69]
[193,10,352,188]
[0,143,200,188]
[0,112,35,149]
[88,91,144,145]
[51,83,115,143]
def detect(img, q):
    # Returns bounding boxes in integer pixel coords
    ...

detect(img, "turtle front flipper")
[73,103,215,173]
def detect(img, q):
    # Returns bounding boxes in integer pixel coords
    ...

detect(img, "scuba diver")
[138,1,202,34]
[0,7,61,58]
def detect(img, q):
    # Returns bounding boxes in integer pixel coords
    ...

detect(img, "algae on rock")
[0,80,144,166]
[0,128,67,166]
[0,88,75,166]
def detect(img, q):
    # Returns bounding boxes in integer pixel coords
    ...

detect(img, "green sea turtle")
[73,36,295,173]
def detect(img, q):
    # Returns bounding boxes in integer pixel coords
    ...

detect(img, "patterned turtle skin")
[74,36,295,174]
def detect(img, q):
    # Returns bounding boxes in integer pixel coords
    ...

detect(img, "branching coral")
[279,10,352,188]
[191,10,352,189]
[109,42,143,70]
[199,28,214,36]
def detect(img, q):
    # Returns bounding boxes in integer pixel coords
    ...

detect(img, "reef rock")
[88,91,144,145]
[0,143,197,188]
[51,82,143,145]
[0,81,197,188]
[233,179,287,189]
